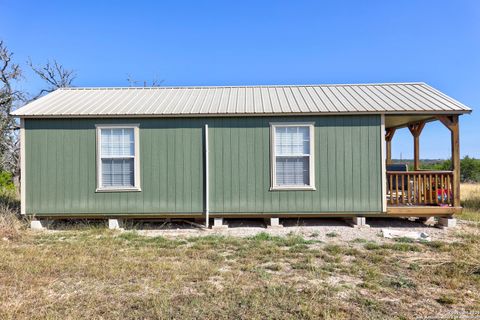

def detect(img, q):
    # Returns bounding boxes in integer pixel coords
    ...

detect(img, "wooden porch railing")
[387,171,454,206]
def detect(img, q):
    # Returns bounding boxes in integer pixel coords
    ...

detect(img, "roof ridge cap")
[59,82,427,90]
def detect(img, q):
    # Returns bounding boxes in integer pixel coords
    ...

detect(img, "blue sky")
[1,0,479,158]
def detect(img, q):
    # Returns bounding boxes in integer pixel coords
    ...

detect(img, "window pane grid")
[276,156,310,186]
[275,126,309,156]
[101,128,134,157]
[99,127,136,189]
[274,125,312,187]
[102,159,134,187]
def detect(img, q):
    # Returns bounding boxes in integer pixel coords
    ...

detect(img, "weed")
[291,261,315,271]
[324,244,343,255]
[249,231,276,241]
[288,244,310,253]
[436,295,455,305]
[344,247,361,256]
[364,241,421,252]
[351,238,367,243]
[386,243,421,252]
[386,276,417,289]
[394,237,414,243]
[0,189,24,241]
[364,242,381,250]
[248,232,315,247]
[424,241,446,250]
[264,264,282,271]
[408,263,420,271]
[253,267,272,280]
[355,296,380,311]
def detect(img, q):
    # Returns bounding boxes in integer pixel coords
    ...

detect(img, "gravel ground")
[132,217,465,243]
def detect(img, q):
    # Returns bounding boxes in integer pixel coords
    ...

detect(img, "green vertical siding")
[208,115,382,214]
[25,119,204,215]
[25,115,382,216]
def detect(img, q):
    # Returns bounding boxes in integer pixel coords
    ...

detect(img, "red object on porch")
[437,189,451,203]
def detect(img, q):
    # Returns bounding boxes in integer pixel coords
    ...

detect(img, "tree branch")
[28,58,76,99]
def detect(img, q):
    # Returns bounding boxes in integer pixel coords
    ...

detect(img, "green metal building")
[12,83,471,225]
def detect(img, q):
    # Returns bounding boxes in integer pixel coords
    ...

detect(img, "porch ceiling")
[385,115,436,129]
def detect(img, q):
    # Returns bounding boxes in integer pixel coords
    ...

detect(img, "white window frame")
[270,122,316,191]
[96,124,141,192]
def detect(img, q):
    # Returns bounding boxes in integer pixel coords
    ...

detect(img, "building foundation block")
[108,219,124,230]
[436,217,457,229]
[212,217,228,230]
[30,219,51,230]
[347,217,370,228]
[266,217,283,229]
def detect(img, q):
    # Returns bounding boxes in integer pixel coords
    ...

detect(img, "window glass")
[273,125,312,187]
[101,159,134,187]
[275,156,309,185]
[101,128,134,157]
[99,127,136,189]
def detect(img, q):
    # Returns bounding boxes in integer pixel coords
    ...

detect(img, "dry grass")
[461,183,480,199]
[1,226,480,319]
[0,185,479,319]
[0,190,24,241]
[0,204,24,240]
[459,183,480,223]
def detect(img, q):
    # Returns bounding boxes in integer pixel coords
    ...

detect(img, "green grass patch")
[351,238,368,243]
[394,237,415,243]
[324,244,344,255]
[462,198,480,211]
[385,276,417,289]
[458,209,480,223]
[364,241,421,252]
[116,231,186,248]
[248,232,316,247]
[364,242,381,250]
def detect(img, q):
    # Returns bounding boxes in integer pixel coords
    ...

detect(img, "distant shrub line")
[394,156,480,183]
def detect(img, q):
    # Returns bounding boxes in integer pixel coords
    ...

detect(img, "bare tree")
[28,58,76,99]
[0,41,77,187]
[150,76,164,87]
[126,74,140,87]
[126,73,164,87]
[0,41,22,176]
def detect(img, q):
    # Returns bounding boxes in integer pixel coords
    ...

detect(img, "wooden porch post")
[437,115,461,207]
[385,128,396,165]
[408,122,426,170]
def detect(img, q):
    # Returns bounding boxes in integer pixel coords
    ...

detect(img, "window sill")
[96,187,142,193]
[270,186,316,191]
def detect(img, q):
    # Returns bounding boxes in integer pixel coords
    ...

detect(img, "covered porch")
[384,114,461,216]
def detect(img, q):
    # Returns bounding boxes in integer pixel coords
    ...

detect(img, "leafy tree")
[460,156,480,182]
[421,156,480,182]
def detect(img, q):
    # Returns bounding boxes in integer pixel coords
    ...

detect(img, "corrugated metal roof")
[11,82,472,117]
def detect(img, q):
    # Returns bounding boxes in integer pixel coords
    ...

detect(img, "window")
[96,125,140,191]
[270,123,315,190]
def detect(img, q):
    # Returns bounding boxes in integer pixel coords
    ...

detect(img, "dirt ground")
[57,217,463,243]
